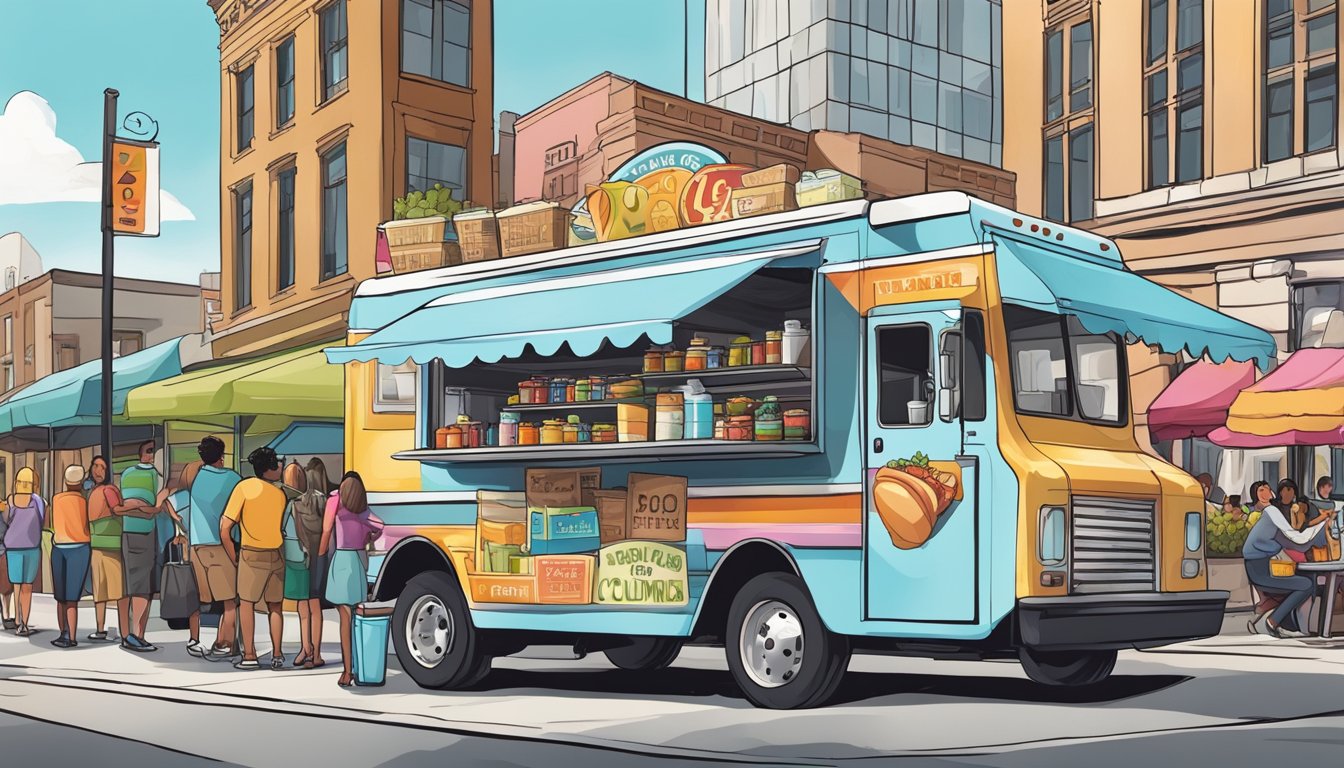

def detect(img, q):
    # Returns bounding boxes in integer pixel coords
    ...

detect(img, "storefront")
[124,342,345,479]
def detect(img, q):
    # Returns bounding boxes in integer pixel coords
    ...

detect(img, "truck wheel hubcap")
[407,595,453,668]
[739,600,804,688]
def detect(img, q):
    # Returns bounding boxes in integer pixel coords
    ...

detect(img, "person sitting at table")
[1244,480,1335,639]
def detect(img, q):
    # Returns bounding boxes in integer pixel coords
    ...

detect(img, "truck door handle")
[966,431,977,437]
[873,437,884,453]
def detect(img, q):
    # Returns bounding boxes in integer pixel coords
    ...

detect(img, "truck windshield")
[1004,305,1126,425]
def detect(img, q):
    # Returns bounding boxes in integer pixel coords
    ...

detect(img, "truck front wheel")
[1018,647,1116,687]
[392,570,490,690]
[725,573,850,709]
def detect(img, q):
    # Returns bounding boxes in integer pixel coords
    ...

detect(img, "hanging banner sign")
[110,139,161,237]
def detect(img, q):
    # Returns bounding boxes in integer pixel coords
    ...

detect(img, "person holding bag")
[320,472,383,687]
[159,464,201,641]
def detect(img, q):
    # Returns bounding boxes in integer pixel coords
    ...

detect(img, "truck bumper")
[1017,590,1229,651]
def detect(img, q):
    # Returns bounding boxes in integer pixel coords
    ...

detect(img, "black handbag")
[159,541,199,621]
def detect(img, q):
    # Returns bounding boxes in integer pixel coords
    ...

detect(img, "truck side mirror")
[939,329,962,422]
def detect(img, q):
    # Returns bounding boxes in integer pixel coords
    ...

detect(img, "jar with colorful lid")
[765,330,783,365]
[549,378,571,404]
[574,378,592,402]
[783,409,810,441]
[706,345,726,369]
[685,346,708,371]
[540,419,566,444]
[562,416,582,444]
[518,422,540,445]
[754,415,782,441]
[756,395,782,420]
[644,348,665,373]
[751,340,766,366]
[498,412,520,446]
[729,336,753,367]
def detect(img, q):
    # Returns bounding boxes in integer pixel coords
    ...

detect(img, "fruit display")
[1207,506,1260,557]
[872,452,960,550]
[393,183,463,220]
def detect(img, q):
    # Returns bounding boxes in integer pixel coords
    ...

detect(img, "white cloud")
[0,91,195,221]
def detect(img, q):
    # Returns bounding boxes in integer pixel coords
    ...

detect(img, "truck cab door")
[863,301,981,623]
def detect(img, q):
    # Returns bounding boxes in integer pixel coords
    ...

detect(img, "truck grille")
[1070,496,1157,594]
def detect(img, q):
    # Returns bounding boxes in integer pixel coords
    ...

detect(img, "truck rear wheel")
[604,637,682,671]
[725,573,850,709]
[1018,647,1116,687]
[392,570,490,690]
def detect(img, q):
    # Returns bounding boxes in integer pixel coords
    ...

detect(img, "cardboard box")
[594,541,689,606]
[741,163,802,187]
[731,182,798,219]
[592,489,629,543]
[467,573,537,604]
[389,241,461,274]
[476,491,526,574]
[527,506,601,555]
[626,473,688,542]
[796,169,863,206]
[452,209,501,262]
[535,554,595,604]
[484,542,523,573]
[496,202,571,258]
[525,467,601,508]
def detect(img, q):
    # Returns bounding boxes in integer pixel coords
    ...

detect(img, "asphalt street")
[0,597,1340,767]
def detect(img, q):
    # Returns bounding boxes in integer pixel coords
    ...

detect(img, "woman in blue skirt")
[320,472,383,687]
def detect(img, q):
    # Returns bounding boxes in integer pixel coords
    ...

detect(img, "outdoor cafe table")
[1296,561,1344,639]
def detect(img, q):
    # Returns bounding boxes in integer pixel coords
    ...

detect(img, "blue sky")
[0,1,706,285]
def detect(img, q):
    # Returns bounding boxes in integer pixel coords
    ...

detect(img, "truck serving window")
[1004,305,1126,426]
[876,324,933,427]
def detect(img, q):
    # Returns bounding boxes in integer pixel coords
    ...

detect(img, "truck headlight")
[1184,512,1202,552]
[1039,506,1066,565]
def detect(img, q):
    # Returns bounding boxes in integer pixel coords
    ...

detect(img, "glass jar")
[574,378,592,402]
[644,348,665,373]
[589,376,607,401]
[783,409,810,441]
[499,413,519,447]
[765,330,783,365]
[518,422,540,445]
[540,419,566,444]
[563,422,581,443]
[729,336,753,367]
[754,415,782,441]
[549,378,571,404]
[751,340,766,366]
[664,350,685,372]
[726,415,754,441]
[706,345,726,369]
[685,346,708,371]
[434,425,457,449]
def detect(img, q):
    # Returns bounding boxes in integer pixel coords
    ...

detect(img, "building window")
[1042,13,1094,222]
[54,335,79,372]
[234,183,253,310]
[276,36,296,128]
[277,167,296,292]
[321,142,348,280]
[236,64,255,153]
[113,331,144,357]
[1264,0,1338,164]
[374,361,418,413]
[1144,0,1204,188]
[1292,281,1344,349]
[1068,125,1094,222]
[406,136,466,198]
[320,0,349,102]
[401,0,471,87]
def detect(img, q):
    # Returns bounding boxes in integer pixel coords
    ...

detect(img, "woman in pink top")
[319,471,383,687]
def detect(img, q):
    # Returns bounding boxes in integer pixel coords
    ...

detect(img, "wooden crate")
[390,241,461,274]
[496,205,570,258]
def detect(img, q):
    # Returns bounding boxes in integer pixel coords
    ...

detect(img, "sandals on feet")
[270,655,286,670]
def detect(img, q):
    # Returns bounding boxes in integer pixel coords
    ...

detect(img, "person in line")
[1245,479,1335,639]
[220,447,288,670]
[280,461,315,668]
[0,492,13,631]
[320,471,383,687]
[160,461,200,647]
[87,467,130,643]
[5,468,44,636]
[115,440,165,652]
[295,458,331,669]
[82,456,109,499]
[187,437,243,661]
[50,466,92,648]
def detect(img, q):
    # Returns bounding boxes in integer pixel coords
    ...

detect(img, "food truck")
[328,191,1275,709]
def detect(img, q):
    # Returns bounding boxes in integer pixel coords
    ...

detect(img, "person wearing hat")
[50,465,92,648]
[4,467,45,636]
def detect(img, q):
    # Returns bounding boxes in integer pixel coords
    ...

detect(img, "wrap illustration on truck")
[872,452,961,550]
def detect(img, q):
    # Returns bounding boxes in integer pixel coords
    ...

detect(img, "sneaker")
[206,645,239,662]
[1279,626,1311,639]
[269,654,286,670]
[87,631,109,642]
[121,635,155,653]
[186,639,205,658]
[233,657,261,670]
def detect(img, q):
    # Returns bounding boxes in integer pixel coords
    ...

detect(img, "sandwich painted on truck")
[327,192,1276,708]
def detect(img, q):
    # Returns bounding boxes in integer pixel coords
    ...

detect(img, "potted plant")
[382,185,465,273]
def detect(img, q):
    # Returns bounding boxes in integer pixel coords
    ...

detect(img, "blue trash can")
[353,603,394,686]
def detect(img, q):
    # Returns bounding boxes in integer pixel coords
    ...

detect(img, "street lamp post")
[99,88,118,468]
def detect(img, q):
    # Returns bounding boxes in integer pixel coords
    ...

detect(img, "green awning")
[125,343,343,421]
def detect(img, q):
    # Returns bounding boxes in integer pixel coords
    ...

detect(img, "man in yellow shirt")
[220,447,287,670]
